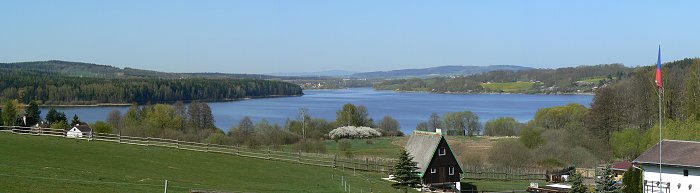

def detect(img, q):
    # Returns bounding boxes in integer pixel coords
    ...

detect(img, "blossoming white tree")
[329,126,382,139]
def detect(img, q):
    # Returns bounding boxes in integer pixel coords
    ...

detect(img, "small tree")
[70,114,81,126]
[391,149,421,193]
[25,101,41,126]
[596,166,621,193]
[570,171,588,193]
[621,167,642,193]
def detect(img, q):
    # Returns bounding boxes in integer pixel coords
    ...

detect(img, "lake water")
[42,88,593,134]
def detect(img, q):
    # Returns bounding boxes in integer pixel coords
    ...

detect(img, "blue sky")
[1,0,698,74]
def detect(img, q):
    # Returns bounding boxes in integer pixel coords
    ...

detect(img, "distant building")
[634,140,700,193]
[404,130,462,190]
[66,124,92,138]
[610,161,636,182]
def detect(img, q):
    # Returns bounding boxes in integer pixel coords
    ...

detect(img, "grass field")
[480,82,537,93]
[0,133,403,193]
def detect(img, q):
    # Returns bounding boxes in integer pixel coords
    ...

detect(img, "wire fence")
[0,126,396,174]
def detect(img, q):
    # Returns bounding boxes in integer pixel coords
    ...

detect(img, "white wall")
[641,164,699,193]
[66,128,83,138]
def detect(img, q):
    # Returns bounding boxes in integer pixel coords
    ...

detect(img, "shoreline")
[373,88,595,95]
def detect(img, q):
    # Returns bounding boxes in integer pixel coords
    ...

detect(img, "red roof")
[610,161,636,171]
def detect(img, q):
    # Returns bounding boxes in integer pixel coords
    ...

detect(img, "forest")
[0,63,303,105]
[373,63,631,93]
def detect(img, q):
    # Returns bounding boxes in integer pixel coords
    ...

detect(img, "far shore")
[39,94,303,107]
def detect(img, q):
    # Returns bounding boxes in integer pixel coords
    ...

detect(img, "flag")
[655,46,662,89]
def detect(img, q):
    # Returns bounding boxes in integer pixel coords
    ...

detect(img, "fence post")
[176,138,180,149]
[205,143,209,152]
[365,157,368,171]
[118,131,122,143]
[267,147,271,160]
[236,144,240,156]
[147,137,150,146]
[298,150,302,163]
[333,154,337,168]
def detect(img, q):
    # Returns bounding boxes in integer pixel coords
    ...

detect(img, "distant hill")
[268,70,357,77]
[351,65,533,78]
[0,60,281,79]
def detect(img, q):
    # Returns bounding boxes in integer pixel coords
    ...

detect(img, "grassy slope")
[0,133,401,193]
[480,82,536,93]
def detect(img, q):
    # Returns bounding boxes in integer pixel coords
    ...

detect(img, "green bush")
[293,139,327,153]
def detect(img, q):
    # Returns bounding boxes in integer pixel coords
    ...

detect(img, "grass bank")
[0,133,400,193]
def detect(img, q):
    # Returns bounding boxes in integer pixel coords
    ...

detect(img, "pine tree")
[391,149,421,193]
[596,167,621,193]
[45,108,58,123]
[25,101,41,126]
[570,171,588,193]
[70,114,81,126]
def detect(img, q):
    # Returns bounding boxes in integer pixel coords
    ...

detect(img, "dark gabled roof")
[73,125,92,133]
[633,140,700,168]
[405,131,443,175]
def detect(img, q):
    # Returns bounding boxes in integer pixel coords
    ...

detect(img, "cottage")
[66,124,92,138]
[405,130,463,190]
[633,140,700,193]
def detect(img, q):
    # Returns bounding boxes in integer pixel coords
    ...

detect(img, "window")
[449,167,455,175]
[430,168,437,174]
[684,169,689,176]
[438,148,446,156]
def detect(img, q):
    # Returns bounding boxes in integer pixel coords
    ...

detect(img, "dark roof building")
[633,140,700,193]
[634,140,700,168]
[405,130,462,187]
[73,125,92,133]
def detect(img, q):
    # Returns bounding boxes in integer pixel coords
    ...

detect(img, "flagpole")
[656,45,663,193]
[658,84,662,192]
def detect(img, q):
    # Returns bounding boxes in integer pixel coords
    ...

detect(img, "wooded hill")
[0,61,303,105]
[374,63,633,93]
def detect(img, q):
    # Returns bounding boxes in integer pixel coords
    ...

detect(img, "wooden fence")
[462,165,547,181]
[0,126,395,174]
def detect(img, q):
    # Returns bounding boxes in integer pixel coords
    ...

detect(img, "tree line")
[0,70,303,105]
[373,63,631,93]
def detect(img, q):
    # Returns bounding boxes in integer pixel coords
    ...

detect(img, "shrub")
[338,139,352,151]
[293,139,327,153]
[91,121,113,134]
[365,139,374,144]
[329,126,381,139]
[488,139,532,167]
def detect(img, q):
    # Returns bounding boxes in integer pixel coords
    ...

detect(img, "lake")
[42,88,593,134]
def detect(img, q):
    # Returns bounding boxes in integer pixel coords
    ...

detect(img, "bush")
[484,117,523,136]
[329,126,381,139]
[338,139,352,151]
[91,121,113,134]
[488,139,531,167]
[365,139,374,144]
[293,139,327,153]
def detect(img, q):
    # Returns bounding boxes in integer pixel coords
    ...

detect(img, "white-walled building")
[634,140,700,193]
[66,124,92,138]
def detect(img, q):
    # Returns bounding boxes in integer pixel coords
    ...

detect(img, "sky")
[1,0,698,74]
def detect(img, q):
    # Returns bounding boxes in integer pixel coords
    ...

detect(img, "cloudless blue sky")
[1,0,698,74]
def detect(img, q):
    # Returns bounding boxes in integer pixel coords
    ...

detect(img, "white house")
[634,140,700,193]
[66,124,92,138]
